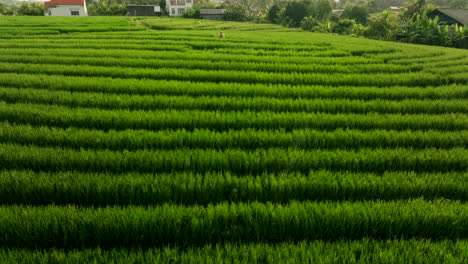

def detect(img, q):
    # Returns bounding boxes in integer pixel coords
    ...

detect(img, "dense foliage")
[282,0,468,49]
[87,0,127,16]
[0,2,43,16]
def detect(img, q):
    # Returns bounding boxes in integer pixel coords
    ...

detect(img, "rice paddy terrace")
[0,16,467,263]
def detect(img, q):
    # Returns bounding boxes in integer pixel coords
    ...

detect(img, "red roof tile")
[44,0,85,10]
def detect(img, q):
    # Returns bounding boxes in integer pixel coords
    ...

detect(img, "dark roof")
[435,8,468,25]
[44,0,85,10]
[200,9,225,15]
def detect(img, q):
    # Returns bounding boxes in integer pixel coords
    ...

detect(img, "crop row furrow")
[12,33,329,47]
[1,170,466,205]
[0,200,467,249]
[0,26,144,34]
[0,54,421,74]
[1,87,465,114]
[0,42,191,52]
[1,123,466,150]
[0,62,462,87]
[1,102,465,131]
[0,38,331,52]
[3,73,465,100]
[0,47,378,65]
[1,240,467,263]
[212,48,354,57]
[0,144,466,173]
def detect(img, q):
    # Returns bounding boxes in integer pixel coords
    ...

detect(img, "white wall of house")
[45,5,88,16]
[166,0,193,16]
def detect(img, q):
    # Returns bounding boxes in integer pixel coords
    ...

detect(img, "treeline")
[267,0,467,49]
[344,0,467,12]
[0,0,164,16]
[86,0,166,16]
[0,2,43,16]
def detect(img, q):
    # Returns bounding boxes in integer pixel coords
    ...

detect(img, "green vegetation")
[274,0,468,49]
[2,240,467,263]
[1,200,467,249]
[0,16,467,262]
[1,170,467,205]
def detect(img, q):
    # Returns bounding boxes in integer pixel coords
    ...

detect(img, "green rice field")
[0,16,467,263]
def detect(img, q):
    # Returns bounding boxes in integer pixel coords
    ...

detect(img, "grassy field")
[0,16,467,262]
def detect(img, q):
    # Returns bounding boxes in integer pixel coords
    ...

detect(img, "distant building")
[44,0,87,16]
[200,8,225,20]
[389,7,400,12]
[429,8,468,26]
[127,5,161,16]
[332,9,344,16]
[166,0,196,16]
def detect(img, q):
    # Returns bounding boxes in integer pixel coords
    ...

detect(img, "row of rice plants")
[423,57,468,70]
[29,32,328,46]
[1,144,466,173]
[1,170,466,206]
[141,19,294,31]
[1,239,466,263]
[213,48,354,57]
[0,43,347,58]
[366,51,445,62]
[0,54,422,74]
[0,17,132,27]
[0,62,461,87]
[1,123,465,150]
[69,35,331,52]
[383,54,464,65]
[2,87,465,114]
[0,30,62,36]
[3,73,464,100]
[0,200,466,249]
[0,38,332,53]
[0,47,380,65]
[424,64,468,75]
[0,42,191,52]
[0,27,145,34]
[2,102,465,131]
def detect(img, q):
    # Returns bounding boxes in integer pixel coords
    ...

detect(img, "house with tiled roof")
[429,8,468,26]
[44,0,88,16]
[167,0,197,16]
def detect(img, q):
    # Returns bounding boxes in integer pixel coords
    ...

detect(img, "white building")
[44,0,88,16]
[166,0,195,16]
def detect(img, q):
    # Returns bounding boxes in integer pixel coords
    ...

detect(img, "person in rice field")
[219,31,225,38]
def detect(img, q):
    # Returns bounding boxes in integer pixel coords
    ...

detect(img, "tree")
[282,1,308,27]
[331,18,357,34]
[399,0,426,21]
[0,3,15,16]
[363,10,398,40]
[16,2,44,16]
[393,10,468,48]
[183,0,215,18]
[222,0,277,21]
[88,0,126,16]
[343,5,369,24]
[309,0,332,20]
[224,4,247,21]
[301,16,321,30]
[159,0,167,15]
[267,4,280,23]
